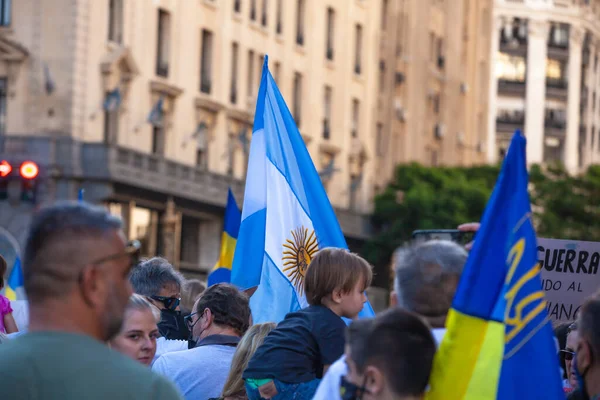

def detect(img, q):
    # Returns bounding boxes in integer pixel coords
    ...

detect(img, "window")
[200,29,213,94]
[376,123,384,156]
[195,123,208,167]
[548,23,569,48]
[296,0,305,45]
[293,72,303,127]
[156,9,171,77]
[355,24,363,74]
[258,54,265,84]
[276,0,283,34]
[103,92,119,144]
[180,216,200,266]
[437,38,445,69]
[261,0,268,26]
[248,50,255,98]
[546,58,566,81]
[0,0,10,26]
[351,99,359,138]
[381,0,388,31]
[379,60,386,91]
[496,53,526,82]
[326,8,335,61]
[108,0,123,43]
[432,93,441,114]
[0,78,6,136]
[274,61,281,84]
[152,125,165,155]
[250,0,257,21]
[231,43,239,104]
[234,0,241,13]
[130,206,156,257]
[323,86,332,139]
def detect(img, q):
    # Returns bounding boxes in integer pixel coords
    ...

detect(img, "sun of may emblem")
[283,227,318,293]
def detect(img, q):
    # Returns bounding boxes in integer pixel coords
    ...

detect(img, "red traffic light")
[0,160,11,177]
[20,161,39,180]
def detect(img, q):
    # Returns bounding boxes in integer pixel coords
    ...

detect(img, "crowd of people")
[0,201,600,400]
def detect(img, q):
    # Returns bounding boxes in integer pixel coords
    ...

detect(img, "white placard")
[538,238,600,322]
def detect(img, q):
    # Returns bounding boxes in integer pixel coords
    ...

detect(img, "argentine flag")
[231,56,374,323]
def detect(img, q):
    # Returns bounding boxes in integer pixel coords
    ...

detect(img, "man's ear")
[79,265,104,307]
[578,339,593,372]
[389,290,398,307]
[364,366,385,395]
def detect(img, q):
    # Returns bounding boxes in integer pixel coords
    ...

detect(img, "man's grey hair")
[129,257,185,297]
[23,202,123,303]
[393,240,467,323]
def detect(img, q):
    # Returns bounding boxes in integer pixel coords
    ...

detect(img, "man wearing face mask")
[129,257,189,342]
[153,283,251,400]
[568,292,600,400]
[342,308,436,400]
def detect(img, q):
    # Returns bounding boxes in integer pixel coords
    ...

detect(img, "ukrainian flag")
[208,189,241,286]
[426,131,563,399]
[6,257,23,301]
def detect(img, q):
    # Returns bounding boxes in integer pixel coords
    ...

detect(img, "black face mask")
[340,375,370,400]
[157,308,190,341]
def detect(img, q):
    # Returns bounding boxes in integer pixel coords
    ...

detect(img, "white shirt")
[152,337,188,366]
[312,328,446,400]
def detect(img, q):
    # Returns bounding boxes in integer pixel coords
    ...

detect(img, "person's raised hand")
[458,222,480,251]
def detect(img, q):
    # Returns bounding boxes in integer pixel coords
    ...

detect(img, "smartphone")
[411,229,475,246]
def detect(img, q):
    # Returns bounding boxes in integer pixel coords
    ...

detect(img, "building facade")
[0,0,383,280]
[373,0,492,189]
[488,0,600,172]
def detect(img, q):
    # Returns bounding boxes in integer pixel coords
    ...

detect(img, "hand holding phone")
[411,229,475,246]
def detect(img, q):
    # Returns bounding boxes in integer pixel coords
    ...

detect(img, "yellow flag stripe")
[425,309,504,400]
[5,286,16,301]
[211,232,237,273]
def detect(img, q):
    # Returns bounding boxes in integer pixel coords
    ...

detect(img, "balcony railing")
[498,79,526,95]
[0,135,373,239]
[544,118,566,130]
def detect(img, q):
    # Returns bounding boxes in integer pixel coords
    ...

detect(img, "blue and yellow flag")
[426,131,563,399]
[208,189,241,286]
[6,257,23,301]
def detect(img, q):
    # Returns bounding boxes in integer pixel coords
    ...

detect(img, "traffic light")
[19,161,39,203]
[0,160,11,200]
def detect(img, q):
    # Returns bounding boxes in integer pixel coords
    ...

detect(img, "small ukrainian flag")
[6,257,23,301]
[208,189,241,286]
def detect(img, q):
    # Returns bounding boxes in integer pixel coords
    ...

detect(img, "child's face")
[339,279,368,319]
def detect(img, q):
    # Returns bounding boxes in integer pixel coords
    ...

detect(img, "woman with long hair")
[210,322,276,400]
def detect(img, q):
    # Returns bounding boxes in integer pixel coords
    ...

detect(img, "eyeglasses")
[561,349,575,361]
[150,295,181,311]
[184,310,203,331]
[90,240,141,268]
[78,240,141,284]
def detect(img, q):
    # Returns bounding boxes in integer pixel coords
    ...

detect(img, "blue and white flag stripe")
[232,56,374,323]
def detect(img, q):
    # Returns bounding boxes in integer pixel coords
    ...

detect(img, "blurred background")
[0,0,599,309]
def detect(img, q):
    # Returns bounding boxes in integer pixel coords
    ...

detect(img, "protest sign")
[538,238,600,322]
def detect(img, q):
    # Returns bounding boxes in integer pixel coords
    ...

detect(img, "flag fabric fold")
[6,257,23,301]
[231,56,374,323]
[208,189,241,286]
[425,131,563,400]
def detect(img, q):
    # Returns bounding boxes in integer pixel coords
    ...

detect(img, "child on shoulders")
[243,248,372,400]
